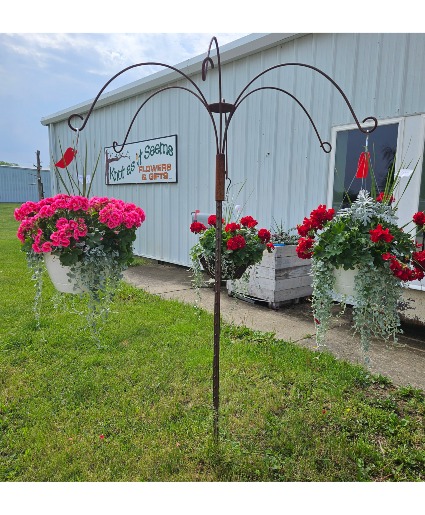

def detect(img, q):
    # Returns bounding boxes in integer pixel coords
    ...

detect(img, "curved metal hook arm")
[201,36,226,152]
[112,86,219,153]
[223,86,332,155]
[233,62,378,136]
[67,62,211,133]
[202,36,222,97]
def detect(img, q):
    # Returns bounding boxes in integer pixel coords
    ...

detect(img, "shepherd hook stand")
[67,36,378,442]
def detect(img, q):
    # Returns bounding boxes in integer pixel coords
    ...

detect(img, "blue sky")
[0,32,249,169]
[0,1,417,171]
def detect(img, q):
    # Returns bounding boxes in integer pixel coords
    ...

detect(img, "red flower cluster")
[240,215,258,228]
[296,236,314,259]
[297,217,315,237]
[413,250,425,273]
[310,205,336,230]
[369,224,394,243]
[296,205,335,258]
[382,252,424,281]
[376,192,395,203]
[227,234,246,250]
[190,221,207,234]
[297,205,335,237]
[413,211,425,227]
[225,222,241,233]
[207,215,224,227]
[190,214,274,266]
[257,228,271,243]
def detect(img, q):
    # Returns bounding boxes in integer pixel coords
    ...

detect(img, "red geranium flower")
[413,211,425,227]
[227,235,246,250]
[257,228,271,243]
[382,252,395,261]
[369,224,394,243]
[190,221,207,234]
[296,236,315,259]
[225,222,241,233]
[297,217,314,237]
[309,205,335,230]
[413,250,425,269]
[240,215,258,228]
[207,214,224,226]
[414,267,425,280]
[266,241,275,250]
[376,192,395,203]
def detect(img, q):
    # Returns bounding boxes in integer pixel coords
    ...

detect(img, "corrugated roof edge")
[0,165,50,171]
[40,33,307,126]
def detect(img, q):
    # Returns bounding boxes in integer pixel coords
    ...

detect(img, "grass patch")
[1,203,424,481]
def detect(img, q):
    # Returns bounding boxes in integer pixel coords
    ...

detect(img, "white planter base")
[333,267,357,297]
[332,267,358,304]
[44,253,88,294]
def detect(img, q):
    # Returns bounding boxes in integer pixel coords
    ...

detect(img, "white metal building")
[41,33,425,295]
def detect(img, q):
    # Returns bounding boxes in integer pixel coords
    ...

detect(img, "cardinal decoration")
[54,147,77,168]
[355,151,370,179]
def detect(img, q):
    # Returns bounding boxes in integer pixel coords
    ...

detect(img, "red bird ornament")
[54,147,77,168]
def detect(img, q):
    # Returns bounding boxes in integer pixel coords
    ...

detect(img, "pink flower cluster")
[14,194,90,221]
[15,194,146,255]
[97,198,146,230]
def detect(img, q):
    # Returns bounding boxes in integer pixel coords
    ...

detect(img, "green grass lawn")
[1,202,424,481]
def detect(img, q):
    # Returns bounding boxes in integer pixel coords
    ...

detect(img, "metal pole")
[35,150,44,200]
[213,153,226,442]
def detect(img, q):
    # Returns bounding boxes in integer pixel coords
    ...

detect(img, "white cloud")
[1,33,249,77]
[0,32,249,168]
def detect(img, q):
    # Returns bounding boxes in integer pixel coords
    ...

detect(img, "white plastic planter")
[44,253,88,294]
[332,267,358,297]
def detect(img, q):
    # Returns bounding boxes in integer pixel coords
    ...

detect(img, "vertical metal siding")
[0,166,51,202]
[47,33,425,266]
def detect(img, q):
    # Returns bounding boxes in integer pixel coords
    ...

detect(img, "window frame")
[326,116,404,208]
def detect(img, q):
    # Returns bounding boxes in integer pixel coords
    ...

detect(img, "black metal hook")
[223,86,333,155]
[232,62,378,136]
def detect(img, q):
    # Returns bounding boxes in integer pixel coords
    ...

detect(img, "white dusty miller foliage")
[339,190,397,226]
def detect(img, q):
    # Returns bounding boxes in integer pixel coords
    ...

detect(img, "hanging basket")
[332,266,358,298]
[199,256,249,281]
[44,253,88,294]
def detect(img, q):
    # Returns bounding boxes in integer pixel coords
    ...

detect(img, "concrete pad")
[124,263,425,391]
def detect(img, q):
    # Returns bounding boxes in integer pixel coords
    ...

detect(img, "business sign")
[105,135,177,185]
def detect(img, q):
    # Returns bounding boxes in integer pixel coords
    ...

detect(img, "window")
[332,122,399,210]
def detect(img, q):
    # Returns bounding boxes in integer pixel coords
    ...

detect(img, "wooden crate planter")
[227,245,312,309]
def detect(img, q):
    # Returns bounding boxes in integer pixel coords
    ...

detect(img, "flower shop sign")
[105,135,177,185]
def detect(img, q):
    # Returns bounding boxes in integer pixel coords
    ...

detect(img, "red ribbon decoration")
[355,151,369,179]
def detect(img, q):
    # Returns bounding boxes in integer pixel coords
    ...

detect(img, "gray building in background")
[40,33,425,296]
[0,165,51,202]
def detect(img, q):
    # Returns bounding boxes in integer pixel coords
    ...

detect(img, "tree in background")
[0,160,19,166]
